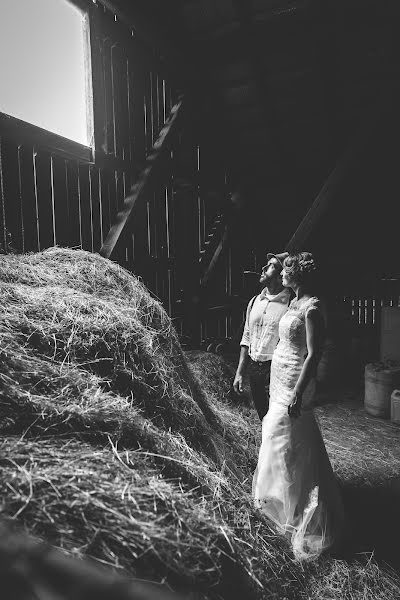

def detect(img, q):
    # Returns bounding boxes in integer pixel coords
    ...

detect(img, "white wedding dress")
[252,297,344,560]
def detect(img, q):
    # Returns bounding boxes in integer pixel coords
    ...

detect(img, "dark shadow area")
[340,479,400,572]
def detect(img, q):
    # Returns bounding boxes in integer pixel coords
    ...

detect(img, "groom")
[233,252,291,420]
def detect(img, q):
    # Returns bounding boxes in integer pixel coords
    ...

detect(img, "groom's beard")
[260,274,278,286]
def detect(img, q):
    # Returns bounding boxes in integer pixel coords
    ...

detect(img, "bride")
[252,252,344,559]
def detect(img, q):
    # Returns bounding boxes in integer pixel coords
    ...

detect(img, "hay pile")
[0,248,301,599]
[0,248,220,449]
[1,248,400,600]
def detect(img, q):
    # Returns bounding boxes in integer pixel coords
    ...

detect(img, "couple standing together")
[234,251,344,560]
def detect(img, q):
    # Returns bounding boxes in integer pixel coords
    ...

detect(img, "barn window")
[0,0,91,147]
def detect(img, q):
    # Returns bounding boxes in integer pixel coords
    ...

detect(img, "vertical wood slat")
[120,56,130,161]
[152,187,165,303]
[127,54,146,170]
[110,14,133,163]
[34,150,54,250]
[157,74,165,131]
[152,177,166,262]
[165,173,174,260]
[115,169,125,211]
[103,38,115,155]
[0,138,8,250]
[161,78,167,128]
[156,186,168,261]
[164,81,172,117]
[16,146,26,252]
[88,2,106,154]
[90,165,102,252]
[52,155,69,248]
[0,138,24,251]
[196,144,202,252]
[146,193,155,259]
[120,171,133,264]
[144,71,153,157]
[150,70,159,144]
[111,43,123,158]
[109,170,118,226]
[113,169,125,263]
[65,160,81,249]
[99,168,110,246]
[18,145,39,251]
[126,57,135,166]
[155,166,171,306]
[78,164,92,251]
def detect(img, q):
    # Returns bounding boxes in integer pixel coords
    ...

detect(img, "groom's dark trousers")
[247,358,271,420]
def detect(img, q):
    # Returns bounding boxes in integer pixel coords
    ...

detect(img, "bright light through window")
[0,0,91,146]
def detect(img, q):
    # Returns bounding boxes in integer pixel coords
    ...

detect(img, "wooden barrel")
[364,363,400,418]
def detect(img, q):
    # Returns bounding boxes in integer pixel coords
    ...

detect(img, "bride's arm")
[288,307,325,417]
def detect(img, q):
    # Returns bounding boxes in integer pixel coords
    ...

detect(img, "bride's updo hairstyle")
[283,252,318,288]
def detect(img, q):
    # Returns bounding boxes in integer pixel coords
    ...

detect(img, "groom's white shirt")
[241,288,291,362]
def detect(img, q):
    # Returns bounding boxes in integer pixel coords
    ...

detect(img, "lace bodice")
[270,296,321,408]
[277,296,321,360]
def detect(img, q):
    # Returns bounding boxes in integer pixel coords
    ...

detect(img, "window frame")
[0,0,95,163]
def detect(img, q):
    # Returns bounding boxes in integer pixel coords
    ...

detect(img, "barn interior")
[2,0,400,597]
[1,0,400,359]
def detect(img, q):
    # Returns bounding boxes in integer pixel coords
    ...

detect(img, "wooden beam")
[200,225,229,287]
[0,113,92,163]
[285,107,382,252]
[99,98,184,259]
[88,2,107,156]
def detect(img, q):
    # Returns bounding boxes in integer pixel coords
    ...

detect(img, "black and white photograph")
[1,1,400,598]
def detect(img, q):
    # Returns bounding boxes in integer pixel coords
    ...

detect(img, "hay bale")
[0,248,221,455]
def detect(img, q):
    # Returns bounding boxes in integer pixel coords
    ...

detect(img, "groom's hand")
[233,373,244,394]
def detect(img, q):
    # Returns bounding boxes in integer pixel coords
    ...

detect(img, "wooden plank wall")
[0,0,236,345]
[341,280,400,358]
[0,3,178,256]
[199,241,400,355]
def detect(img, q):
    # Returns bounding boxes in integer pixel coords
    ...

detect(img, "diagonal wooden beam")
[285,101,387,253]
[99,98,184,259]
[200,225,229,287]
[200,191,245,287]
[285,138,366,253]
